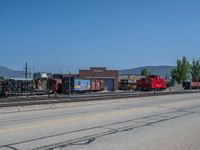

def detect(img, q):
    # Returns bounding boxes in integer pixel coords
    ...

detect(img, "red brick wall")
[79,68,118,90]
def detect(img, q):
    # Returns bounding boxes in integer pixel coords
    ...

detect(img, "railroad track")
[0,90,200,107]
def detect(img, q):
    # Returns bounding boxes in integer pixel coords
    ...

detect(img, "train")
[118,75,167,91]
[0,75,105,97]
[62,77,91,94]
[61,77,104,94]
[136,75,166,91]
[182,82,200,90]
[0,73,188,97]
[53,74,167,93]
[46,74,102,94]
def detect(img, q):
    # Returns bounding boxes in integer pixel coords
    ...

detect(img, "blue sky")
[0,0,200,73]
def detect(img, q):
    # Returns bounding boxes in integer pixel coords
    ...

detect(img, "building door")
[104,78,114,91]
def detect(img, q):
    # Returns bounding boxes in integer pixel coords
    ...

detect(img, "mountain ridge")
[0,66,24,78]
[0,65,175,78]
[119,65,175,77]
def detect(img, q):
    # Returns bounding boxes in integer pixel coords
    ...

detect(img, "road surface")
[0,93,200,150]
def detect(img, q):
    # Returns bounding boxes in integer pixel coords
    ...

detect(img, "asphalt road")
[0,93,200,150]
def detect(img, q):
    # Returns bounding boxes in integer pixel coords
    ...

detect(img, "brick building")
[79,67,118,91]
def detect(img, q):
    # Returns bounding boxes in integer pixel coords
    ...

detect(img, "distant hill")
[0,65,175,78]
[119,66,175,77]
[0,66,24,78]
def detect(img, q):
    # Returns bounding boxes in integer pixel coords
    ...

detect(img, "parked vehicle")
[183,82,200,89]
[137,75,166,91]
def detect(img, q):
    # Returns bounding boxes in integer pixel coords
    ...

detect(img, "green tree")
[171,56,190,84]
[141,68,150,76]
[191,58,200,82]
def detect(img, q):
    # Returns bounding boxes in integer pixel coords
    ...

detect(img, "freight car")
[91,79,104,92]
[119,79,137,90]
[183,82,200,90]
[50,78,62,93]
[4,78,34,96]
[34,78,48,93]
[62,77,91,94]
[49,74,63,93]
[119,75,138,91]
[137,75,166,91]
[0,77,5,97]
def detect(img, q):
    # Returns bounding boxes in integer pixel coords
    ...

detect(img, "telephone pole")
[24,62,31,78]
[68,71,71,97]
[25,62,28,79]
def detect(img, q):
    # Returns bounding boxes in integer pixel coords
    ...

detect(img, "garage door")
[104,78,114,91]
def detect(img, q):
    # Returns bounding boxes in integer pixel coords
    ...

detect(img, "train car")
[119,79,137,90]
[74,79,90,91]
[5,78,34,96]
[0,77,5,97]
[50,78,62,93]
[91,79,104,92]
[118,75,141,91]
[183,82,200,89]
[137,75,166,91]
[62,77,91,94]
[34,78,48,93]
[119,79,129,90]
[33,73,51,94]
[50,74,63,93]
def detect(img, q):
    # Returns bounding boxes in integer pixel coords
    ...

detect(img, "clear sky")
[0,0,200,73]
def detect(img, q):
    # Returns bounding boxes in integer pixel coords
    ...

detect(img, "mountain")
[0,66,24,78]
[119,66,175,77]
[0,65,175,78]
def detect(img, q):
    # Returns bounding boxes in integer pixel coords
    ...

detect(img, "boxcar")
[62,77,90,94]
[183,82,200,89]
[74,79,90,91]
[91,79,104,92]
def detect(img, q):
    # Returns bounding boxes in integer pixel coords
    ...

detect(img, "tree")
[171,56,190,84]
[141,68,150,76]
[191,58,200,82]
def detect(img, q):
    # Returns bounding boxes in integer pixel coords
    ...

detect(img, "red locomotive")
[137,75,166,91]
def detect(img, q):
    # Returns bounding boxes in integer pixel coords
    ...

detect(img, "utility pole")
[68,71,71,97]
[23,62,32,78]
[24,62,28,79]
[32,67,35,79]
